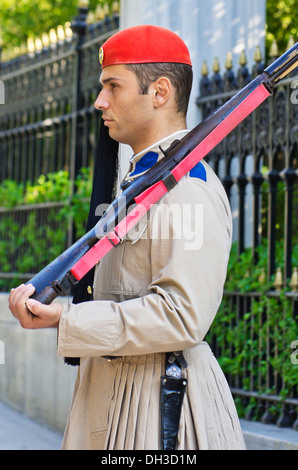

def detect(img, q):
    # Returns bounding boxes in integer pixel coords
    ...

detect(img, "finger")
[10,284,35,304]
[21,283,36,296]
[10,283,34,297]
[9,284,36,321]
[9,284,25,300]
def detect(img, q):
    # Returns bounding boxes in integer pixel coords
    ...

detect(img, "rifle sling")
[69,82,270,282]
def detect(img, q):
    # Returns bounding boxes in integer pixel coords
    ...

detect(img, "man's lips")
[102,116,113,125]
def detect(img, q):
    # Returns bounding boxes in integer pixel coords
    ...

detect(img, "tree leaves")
[0,0,115,53]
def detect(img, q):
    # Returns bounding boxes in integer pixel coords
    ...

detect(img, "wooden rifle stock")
[26,42,298,305]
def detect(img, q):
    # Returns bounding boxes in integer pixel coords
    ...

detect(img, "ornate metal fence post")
[69,0,89,244]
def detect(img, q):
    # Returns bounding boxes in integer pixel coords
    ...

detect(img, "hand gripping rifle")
[26,42,298,305]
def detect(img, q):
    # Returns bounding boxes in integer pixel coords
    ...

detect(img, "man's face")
[94,65,155,153]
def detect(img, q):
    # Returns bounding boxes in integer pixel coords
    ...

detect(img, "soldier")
[9,25,246,450]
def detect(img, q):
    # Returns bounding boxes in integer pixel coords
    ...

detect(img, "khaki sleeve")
[57,176,232,359]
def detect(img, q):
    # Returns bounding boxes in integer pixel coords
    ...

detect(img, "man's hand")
[8,283,63,330]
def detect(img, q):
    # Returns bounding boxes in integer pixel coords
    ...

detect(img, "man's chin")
[107,129,127,146]
[107,129,119,142]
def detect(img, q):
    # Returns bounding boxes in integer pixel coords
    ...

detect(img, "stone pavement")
[0,401,62,450]
[0,401,297,450]
[240,419,298,450]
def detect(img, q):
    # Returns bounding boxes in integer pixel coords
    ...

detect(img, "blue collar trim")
[130,151,159,177]
[189,161,207,182]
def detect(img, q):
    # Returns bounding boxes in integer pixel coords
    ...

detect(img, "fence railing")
[197,46,298,429]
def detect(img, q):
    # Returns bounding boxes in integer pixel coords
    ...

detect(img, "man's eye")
[110,83,117,89]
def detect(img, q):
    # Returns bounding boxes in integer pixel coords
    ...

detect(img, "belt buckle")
[107,229,122,247]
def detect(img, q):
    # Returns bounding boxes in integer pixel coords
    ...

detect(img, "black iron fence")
[0,4,119,283]
[197,47,298,429]
[0,4,297,428]
[0,7,119,185]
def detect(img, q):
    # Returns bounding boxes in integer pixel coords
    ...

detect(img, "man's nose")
[94,89,109,110]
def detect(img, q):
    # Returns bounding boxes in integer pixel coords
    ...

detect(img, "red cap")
[99,25,192,68]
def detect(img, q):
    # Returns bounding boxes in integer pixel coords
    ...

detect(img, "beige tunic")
[57,132,246,450]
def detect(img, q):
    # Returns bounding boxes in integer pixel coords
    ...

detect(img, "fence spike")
[287,35,295,50]
[201,60,208,77]
[64,22,73,41]
[269,39,279,59]
[212,57,220,74]
[95,5,106,21]
[35,38,43,53]
[273,267,283,291]
[104,3,110,16]
[49,28,58,46]
[112,1,120,14]
[289,267,298,292]
[27,38,35,56]
[42,33,50,48]
[57,25,65,43]
[258,268,266,285]
[225,52,233,70]
[87,11,95,24]
[78,0,89,7]
[253,45,262,63]
[239,49,247,66]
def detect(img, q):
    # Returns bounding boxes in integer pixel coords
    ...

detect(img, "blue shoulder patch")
[189,162,207,182]
[130,151,159,176]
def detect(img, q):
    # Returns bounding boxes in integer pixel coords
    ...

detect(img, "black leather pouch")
[160,374,187,450]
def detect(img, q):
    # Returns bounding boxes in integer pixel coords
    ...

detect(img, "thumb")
[26,298,62,318]
[26,299,44,316]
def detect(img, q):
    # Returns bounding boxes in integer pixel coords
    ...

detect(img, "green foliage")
[0,0,116,54]
[68,167,93,238]
[266,0,298,54]
[0,168,91,207]
[0,168,92,290]
[208,239,298,420]
[24,170,71,204]
[0,180,24,207]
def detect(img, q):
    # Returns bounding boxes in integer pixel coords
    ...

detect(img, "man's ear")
[152,77,172,108]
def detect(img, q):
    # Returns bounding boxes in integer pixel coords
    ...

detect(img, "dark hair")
[126,63,193,117]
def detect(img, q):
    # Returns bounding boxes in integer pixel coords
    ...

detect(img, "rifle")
[26,42,298,305]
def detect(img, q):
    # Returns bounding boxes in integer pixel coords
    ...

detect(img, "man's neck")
[131,129,189,163]
[131,118,187,155]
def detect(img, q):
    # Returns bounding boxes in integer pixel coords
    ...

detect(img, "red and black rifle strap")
[70,82,271,282]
